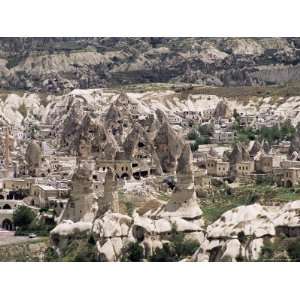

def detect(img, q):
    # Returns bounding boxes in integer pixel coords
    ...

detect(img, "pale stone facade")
[206,158,229,177]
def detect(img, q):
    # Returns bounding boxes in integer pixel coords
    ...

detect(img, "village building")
[239,113,256,128]
[278,141,291,154]
[201,108,214,122]
[235,161,255,176]
[281,167,300,187]
[30,183,70,208]
[167,114,182,125]
[211,130,235,144]
[206,158,230,177]
[255,154,283,174]
[194,169,211,189]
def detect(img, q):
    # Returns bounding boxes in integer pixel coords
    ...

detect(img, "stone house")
[278,141,291,154]
[255,154,283,174]
[206,158,230,177]
[281,167,300,187]
[31,184,69,208]
[235,161,254,176]
[211,130,234,144]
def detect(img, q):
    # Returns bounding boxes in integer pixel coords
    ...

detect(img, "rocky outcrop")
[98,167,119,216]
[273,200,300,237]
[92,212,133,261]
[50,220,92,255]
[157,144,203,219]
[123,123,153,160]
[228,142,250,164]
[193,204,277,262]
[249,140,262,157]
[64,161,98,222]
[25,140,42,176]
[154,122,183,173]
[2,38,300,92]
[213,100,232,119]
[193,200,300,262]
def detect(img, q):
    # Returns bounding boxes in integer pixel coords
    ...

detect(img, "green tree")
[13,206,35,229]
[187,129,199,140]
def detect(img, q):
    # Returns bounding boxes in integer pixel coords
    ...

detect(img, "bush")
[256,176,274,185]
[198,124,214,137]
[150,243,176,262]
[13,206,35,229]
[61,239,99,262]
[287,239,300,261]
[150,226,199,262]
[18,103,28,118]
[121,242,144,262]
[187,129,199,140]
[246,192,260,205]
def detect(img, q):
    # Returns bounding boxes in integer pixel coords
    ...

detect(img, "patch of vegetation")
[258,237,300,262]
[201,184,300,224]
[233,119,296,144]
[184,81,300,101]
[188,124,213,152]
[123,201,135,217]
[121,242,144,262]
[18,103,28,118]
[13,206,36,230]
[47,238,99,262]
[6,55,25,69]
[14,207,55,237]
[149,228,199,262]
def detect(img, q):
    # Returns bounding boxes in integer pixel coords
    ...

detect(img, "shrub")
[259,239,279,261]
[187,129,199,140]
[247,192,260,205]
[18,103,28,118]
[121,242,144,262]
[150,226,199,262]
[150,243,176,262]
[256,176,274,185]
[287,239,300,261]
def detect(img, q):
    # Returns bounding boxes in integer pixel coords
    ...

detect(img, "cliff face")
[1,37,300,92]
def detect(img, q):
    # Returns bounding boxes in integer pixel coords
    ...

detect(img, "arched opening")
[133,172,141,180]
[3,204,11,209]
[2,219,13,231]
[140,170,148,178]
[0,195,4,199]
[7,190,27,200]
[121,173,130,180]
[31,200,35,206]
[286,180,293,188]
